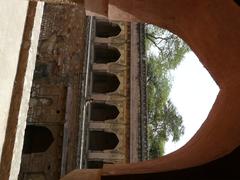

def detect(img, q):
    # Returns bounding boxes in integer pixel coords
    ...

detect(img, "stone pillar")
[88,151,125,162]
[95,37,110,44]
[89,121,108,129]
[93,63,109,71]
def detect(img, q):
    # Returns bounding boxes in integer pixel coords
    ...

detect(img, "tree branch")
[146,35,164,56]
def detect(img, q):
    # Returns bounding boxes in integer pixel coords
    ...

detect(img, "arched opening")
[92,72,120,93]
[90,103,119,121]
[96,20,121,38]
[22,125,54,154]
[89,131,119,151]
[87,161,113,169]
[145,24,219,159]
[94,44,121,63]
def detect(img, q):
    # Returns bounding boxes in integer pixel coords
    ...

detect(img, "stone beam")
[88,152,124,161]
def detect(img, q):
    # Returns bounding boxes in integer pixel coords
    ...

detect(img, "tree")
[145,24,189,159]
[146,24,190,70]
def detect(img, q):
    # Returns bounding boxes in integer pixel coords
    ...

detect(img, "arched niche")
[94,44,121,64]
[89,131,119,151]
[95,19,121,38]
[22,125,54,154]
[90,102,119,121]
[92,72,120,93]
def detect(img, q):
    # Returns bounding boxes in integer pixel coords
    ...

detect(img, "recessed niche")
[92,72,120,93]
[94,44,121,63]
[90,103,119,121]
[22,125,54,154]
[96,20,121,38]
[89,131,119,151]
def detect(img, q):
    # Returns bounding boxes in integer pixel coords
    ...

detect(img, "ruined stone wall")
[19,3,86,179]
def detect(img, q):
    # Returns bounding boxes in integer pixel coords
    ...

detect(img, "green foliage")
[146,24,189,159]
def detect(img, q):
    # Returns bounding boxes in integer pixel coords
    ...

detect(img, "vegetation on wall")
[145,24,190,159]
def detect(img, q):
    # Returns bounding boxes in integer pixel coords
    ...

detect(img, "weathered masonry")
[15,2,147,180]
[2,0,239,180]
[18,3,86,180]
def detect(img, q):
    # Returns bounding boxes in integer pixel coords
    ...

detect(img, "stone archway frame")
[99,0,240,177]
[40,0,240,179]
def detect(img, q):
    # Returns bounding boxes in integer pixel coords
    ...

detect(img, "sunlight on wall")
[165,51,220,155]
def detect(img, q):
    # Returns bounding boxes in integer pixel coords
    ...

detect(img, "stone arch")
[94,44,121,64]
[22,125,54,154]
[61,1,240,179]
[92,72,120,93]
[95,19,121,38]
[89,131,119,151]
[90,102,119,121]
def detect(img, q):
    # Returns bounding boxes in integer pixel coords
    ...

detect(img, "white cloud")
[164,51,220,155]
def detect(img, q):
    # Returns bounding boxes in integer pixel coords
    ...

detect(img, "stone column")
[88,151,125,162]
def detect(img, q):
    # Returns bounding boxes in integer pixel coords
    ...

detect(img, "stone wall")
[19,3,86,179]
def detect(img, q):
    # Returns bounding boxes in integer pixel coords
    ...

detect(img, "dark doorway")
[94,44,121,64]
[22,125,54,154]
[87,161,113,169]
[96,20,121,38]
[91,103,119,121]
[92,72,120,93]
[89,131,119,151]
[87,161,104,169]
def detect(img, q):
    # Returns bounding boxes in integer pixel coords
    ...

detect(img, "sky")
[164,51,220,155]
